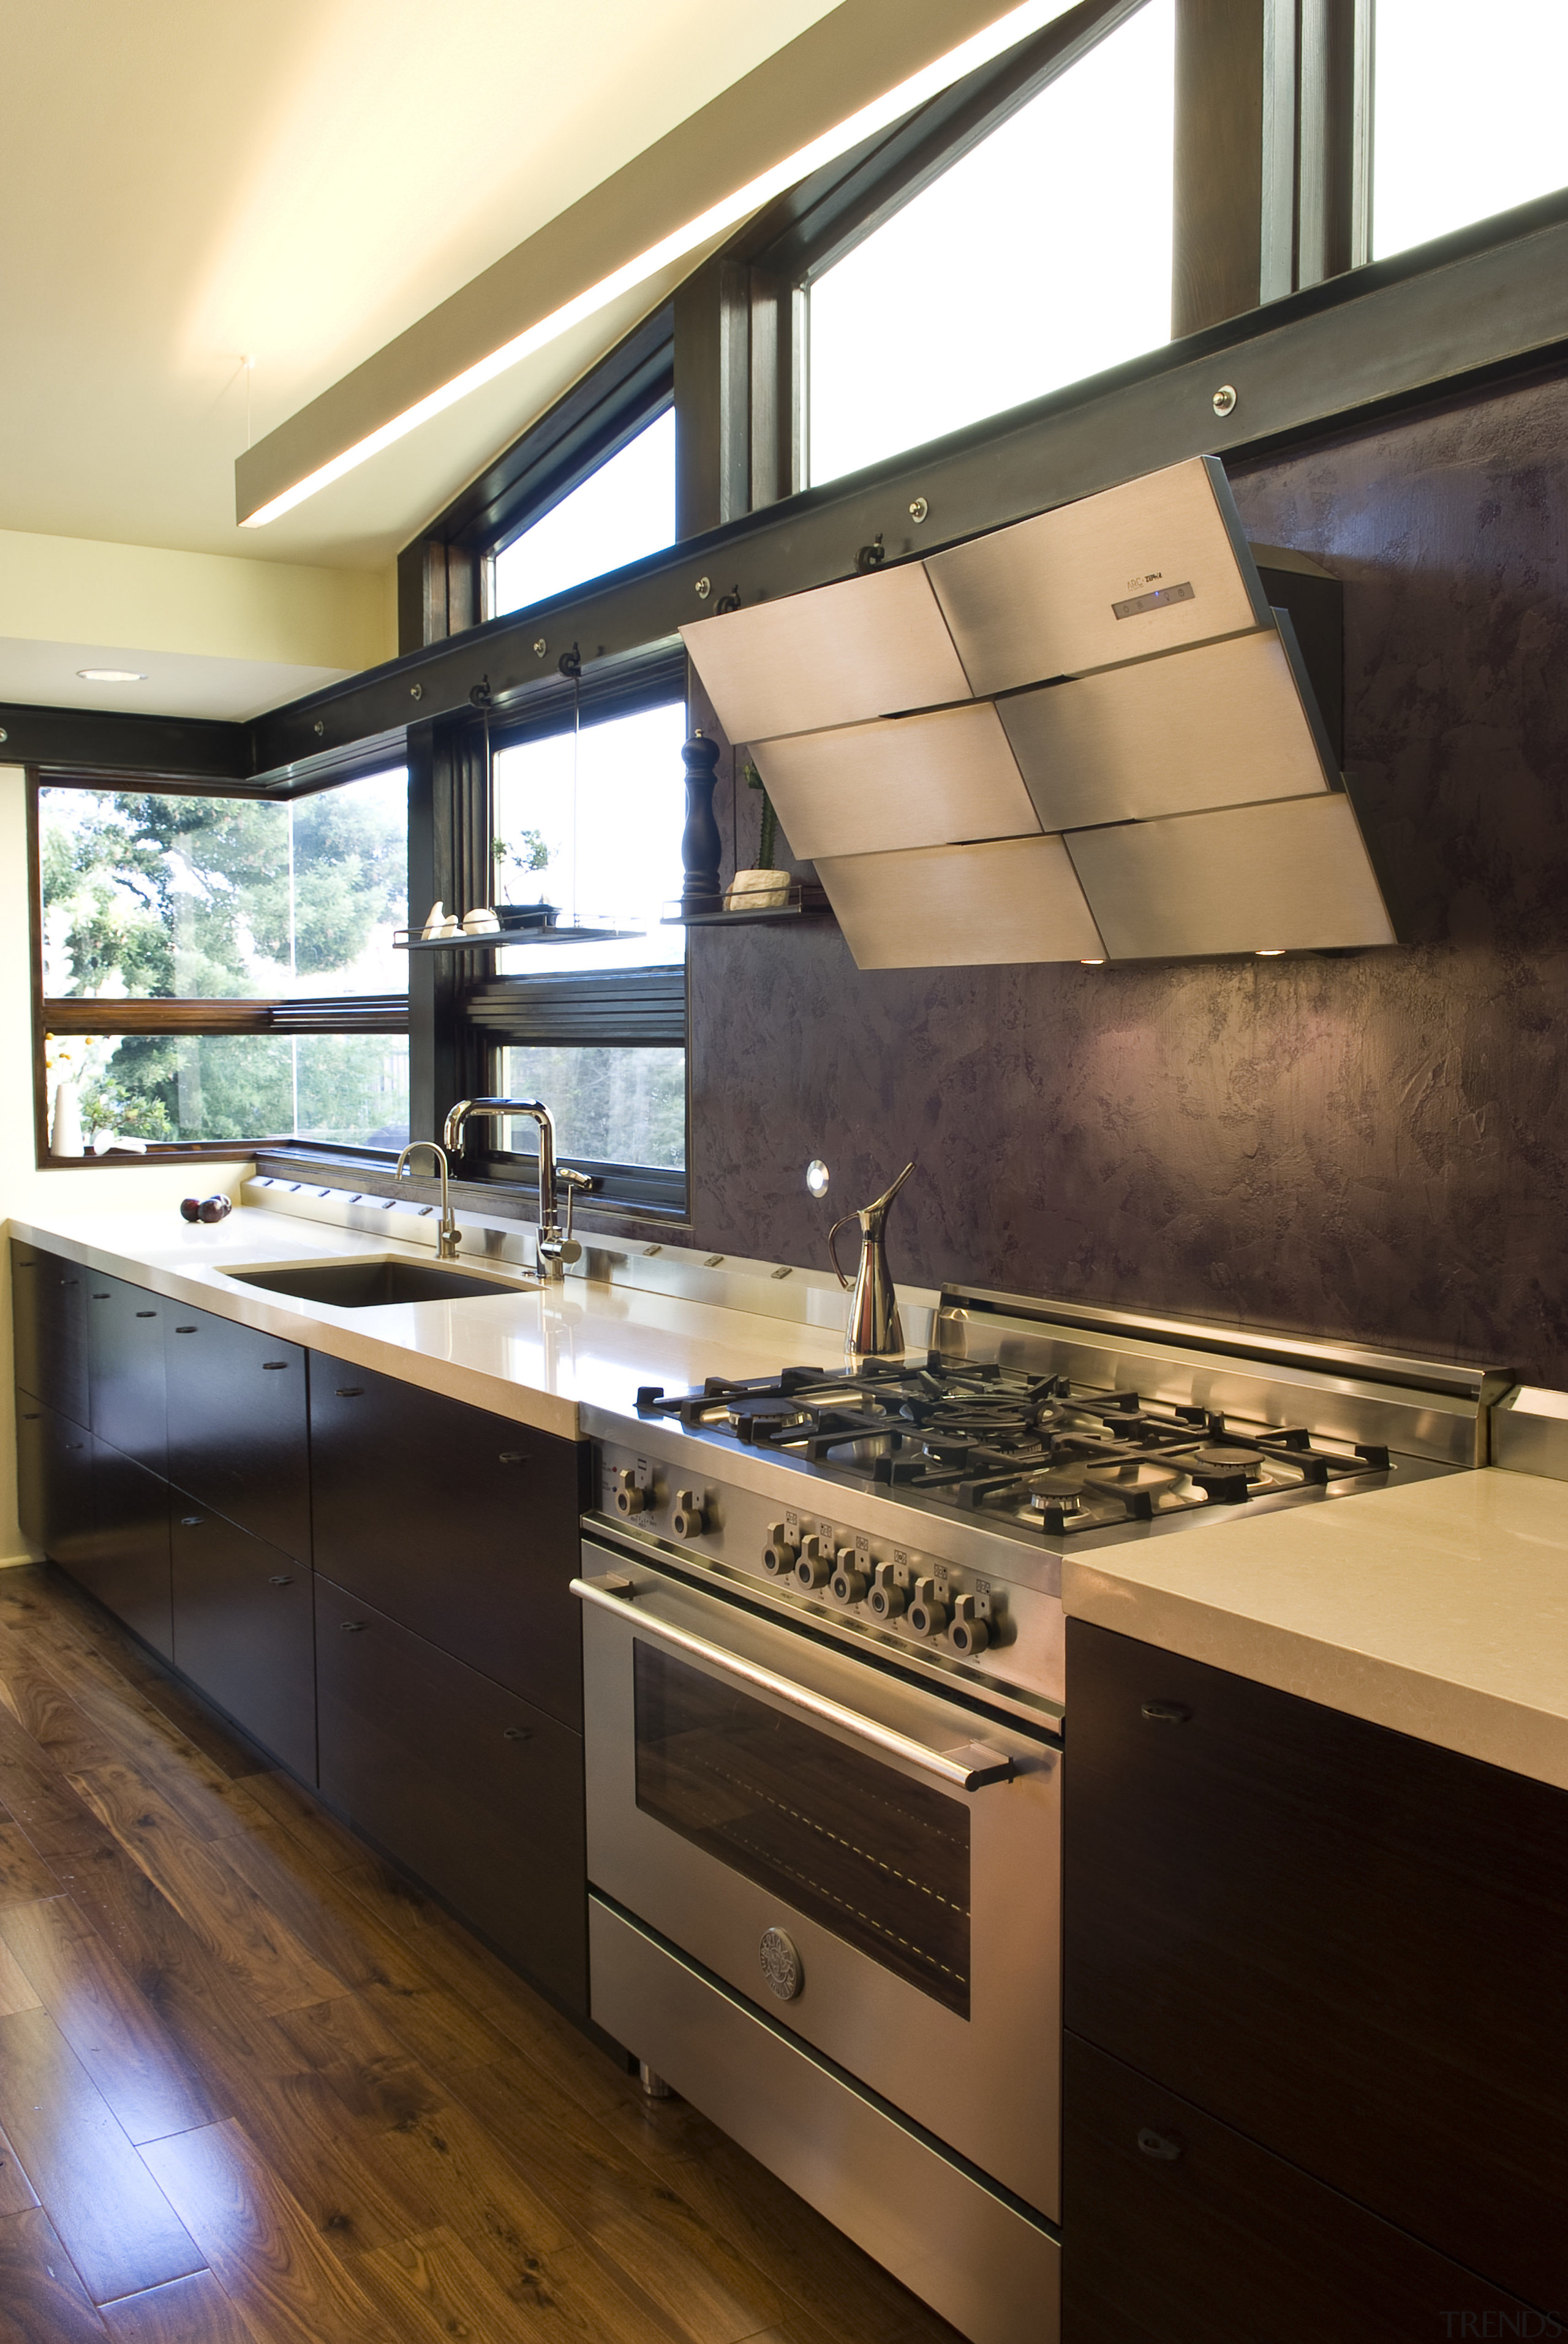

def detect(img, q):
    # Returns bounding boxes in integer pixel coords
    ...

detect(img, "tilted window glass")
[492,407,676,617]
[807,0,1175,486]
[1372,0,1568,260]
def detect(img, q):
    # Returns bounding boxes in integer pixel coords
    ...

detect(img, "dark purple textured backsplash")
[685,369,1568,1385]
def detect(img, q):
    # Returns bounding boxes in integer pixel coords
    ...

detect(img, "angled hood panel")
[751,700,1039,861]
[681,561,969,744]
[926,455,1270,696]
[816,833,1105,969]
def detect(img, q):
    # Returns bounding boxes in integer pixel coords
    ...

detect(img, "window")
[1372,0,1568,260]
[38,771,409,1155]
[807,0,1175,485]
[464,693,688,1204]
[492,407,676,616]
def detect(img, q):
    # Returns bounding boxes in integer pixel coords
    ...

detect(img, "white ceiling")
[0,0,842,573]
[0,637,347,723]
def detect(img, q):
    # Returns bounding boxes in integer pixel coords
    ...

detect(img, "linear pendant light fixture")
[237,0,1085,528]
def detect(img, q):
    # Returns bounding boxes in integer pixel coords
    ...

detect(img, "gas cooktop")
[635,1356,1410,1539]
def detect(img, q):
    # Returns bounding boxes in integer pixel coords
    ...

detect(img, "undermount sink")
[222,1256,532,1307]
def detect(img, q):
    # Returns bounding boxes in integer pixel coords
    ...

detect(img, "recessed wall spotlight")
[78,667,147,682]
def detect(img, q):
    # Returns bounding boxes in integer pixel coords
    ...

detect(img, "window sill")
[34,1143,263,1171]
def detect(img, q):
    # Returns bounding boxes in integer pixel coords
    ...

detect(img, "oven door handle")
[571,1575,1016,1791]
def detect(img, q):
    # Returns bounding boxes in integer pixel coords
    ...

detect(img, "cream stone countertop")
[1065,1465,1568,1788]
[9,1205,851,1442]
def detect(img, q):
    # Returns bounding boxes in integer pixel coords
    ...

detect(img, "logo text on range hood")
[682,456,1396,969]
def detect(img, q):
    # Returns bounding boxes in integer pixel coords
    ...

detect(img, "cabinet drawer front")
[14,1396,93,1566]
[170,1502,315,1780]
[1065,1619,1568,2310]
[309,1360,587,1728]
[82,1439,173,1659]
[314,1576,586,2013]
[165,1308,309,1561]
[11,1242,89,1426]
[1063,2033,1548,2343]
[87,1275,168,1473]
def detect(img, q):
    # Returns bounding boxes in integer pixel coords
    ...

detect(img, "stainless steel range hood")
[680,456,1398,967]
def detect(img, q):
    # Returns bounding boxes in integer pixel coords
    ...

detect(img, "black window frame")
[28,759,412,1170]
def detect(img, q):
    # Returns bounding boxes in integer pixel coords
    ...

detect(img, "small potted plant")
[492,828,558,929]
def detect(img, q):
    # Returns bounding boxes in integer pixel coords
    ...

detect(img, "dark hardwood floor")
[0,1562,964,2344]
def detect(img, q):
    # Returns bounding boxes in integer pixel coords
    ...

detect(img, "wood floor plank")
[99,2268,262,2344]
[355,2223,552,2344]
[55,1674,270,1845]
[0,1635,122,1772]
[0,1896,220,2146]
[64,1781,344,2016]
[0,2006,203,2304]
[271,1993,445,2130]
[0,1915,44,2013]
[28,1598,270,1784]
[0,1710,121,1860]
[58,1754,264,1853]
[0,2204,111,2343]
[450,2054,788,2344]
[138,2119,405,2344]
[0,1812,64,1905]
[0,2115,42,2216]
[242,1773,364,1875]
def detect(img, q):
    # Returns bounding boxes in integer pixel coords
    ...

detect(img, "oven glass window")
[633,1643,971,2017]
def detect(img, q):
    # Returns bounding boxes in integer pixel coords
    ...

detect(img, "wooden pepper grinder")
[677,731,723,915]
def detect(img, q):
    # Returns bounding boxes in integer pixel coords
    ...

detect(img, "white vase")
[51,1079,85,1157]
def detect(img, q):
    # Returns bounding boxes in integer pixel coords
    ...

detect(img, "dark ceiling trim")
[2,702,251,785]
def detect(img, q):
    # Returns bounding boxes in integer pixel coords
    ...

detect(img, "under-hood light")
[239,0,1077,527]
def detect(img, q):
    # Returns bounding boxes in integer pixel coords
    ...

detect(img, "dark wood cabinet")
[1063,2033,1545,2344]
[86,1274,168,1474]
[165,1306,309,1560]
[79,1437,173,1659]
[1064,1619,1568,2316]
[170,1501,315,1779]
[14,1395,93,1567]
[309,1361,589,1728]
[11,1241,89,1426]
[315,1575,587,2013]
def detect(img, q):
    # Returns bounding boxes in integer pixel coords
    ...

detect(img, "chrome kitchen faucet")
[442,1097,586,1281]
[393,1140,461,1258]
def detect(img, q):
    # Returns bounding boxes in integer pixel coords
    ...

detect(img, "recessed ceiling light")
[1080,958,1106,967]
[78,667,147,683]
[1256,948,1286,957]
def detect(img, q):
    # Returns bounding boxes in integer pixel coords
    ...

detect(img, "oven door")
[576,1538,1061,2219]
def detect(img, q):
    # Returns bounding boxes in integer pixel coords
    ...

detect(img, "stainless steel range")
[577,1282,1499,2344]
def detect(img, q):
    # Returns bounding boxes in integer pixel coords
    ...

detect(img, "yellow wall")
[0,766,251,1563]
[0,530,396,673]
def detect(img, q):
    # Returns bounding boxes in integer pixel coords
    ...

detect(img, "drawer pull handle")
[20,1412,39,1421]
[262,1361,288,1370]
[336,1387,365,1398]
[1142,1700,1192,1725]
[498,1452,529,1467]
[135,1310,158,1318]
[175,1326,197,1334]
[503,1726,533,1742]
[91,1292,110,1301]
[340,1620,367,1632]
[1137,2128,1183,2161]
[268,1575,293,1587]
[67,1441,85,1452]
[180,1515,202,1527]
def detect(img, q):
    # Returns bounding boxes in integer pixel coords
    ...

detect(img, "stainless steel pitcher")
[829,1160,915,1361]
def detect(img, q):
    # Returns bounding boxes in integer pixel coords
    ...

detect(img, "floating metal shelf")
[395,912,645,953]
[662,880,834,928]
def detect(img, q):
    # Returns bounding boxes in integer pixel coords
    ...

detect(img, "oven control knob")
[794,1535,831,1590]
[762,1523,798,1575]
[948,1595,990,1656]
[670,1489,707,1538]
[612,1468,647,1516]
[907,1578,949,1638]
[829,1551,867,1605]
[867,1563,905,1620]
